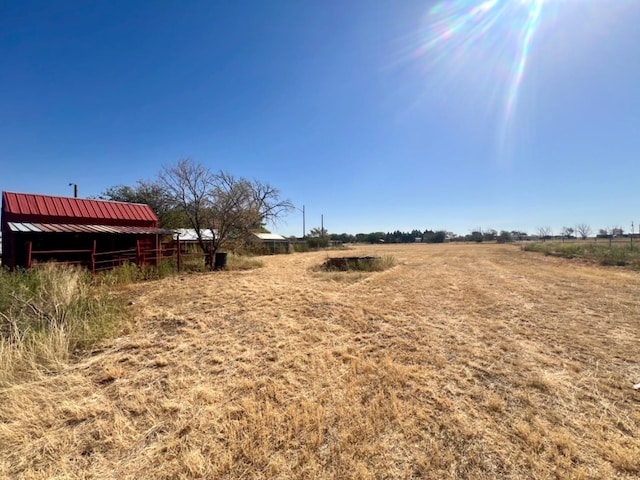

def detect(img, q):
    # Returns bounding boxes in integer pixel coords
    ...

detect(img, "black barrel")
[214,252,228,270]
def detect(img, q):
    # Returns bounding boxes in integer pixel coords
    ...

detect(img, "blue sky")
[2,0,639,237]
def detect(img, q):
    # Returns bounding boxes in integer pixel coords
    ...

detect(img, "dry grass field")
[1,243,639,479]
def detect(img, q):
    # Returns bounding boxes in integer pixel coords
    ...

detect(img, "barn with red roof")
[1,191,173,271]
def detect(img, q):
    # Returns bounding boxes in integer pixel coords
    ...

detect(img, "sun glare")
[401,0,640,164]
[419,0,546,124]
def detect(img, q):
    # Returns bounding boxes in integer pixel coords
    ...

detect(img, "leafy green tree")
[498,230,513,243]
[99,181,186,228]
[470,231,483,243]
[483,229,497,242]
[307,227,329,248]
[423,230,446,243]
[560,227,575,240]
[309,226,328,238]
[367,232,386,244]
[330,233,355,243]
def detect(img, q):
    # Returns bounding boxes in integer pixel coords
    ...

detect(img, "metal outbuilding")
[252,232,290,254]
[1,191,172,271]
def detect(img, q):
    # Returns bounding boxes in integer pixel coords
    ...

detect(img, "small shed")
[172,228,218,254]
[1,191,172,271]
[253,232,290,254]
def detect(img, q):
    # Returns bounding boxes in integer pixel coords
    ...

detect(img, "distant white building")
[252,232,290,254]
[173,229,217,242]
[253,233,287,242]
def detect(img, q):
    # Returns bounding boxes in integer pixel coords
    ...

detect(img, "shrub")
[307,237,329,249]
[522,242,640,269]
[293,242,310,253]
[321,255,397,272]
[225,253,264,271]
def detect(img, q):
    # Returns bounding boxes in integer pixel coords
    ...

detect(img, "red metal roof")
[2,192,158,228]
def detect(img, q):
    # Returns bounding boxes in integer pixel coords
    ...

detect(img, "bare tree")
[158,158,217,253]
[575,223,592,240]
[536,226,552,241]
[158,159,293,265]
[209,172,261,254]
[249,179,293,227]
[611,226,624,236]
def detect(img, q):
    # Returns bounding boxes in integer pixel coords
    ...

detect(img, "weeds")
[225,253,264,271]
[0,264,127,385]
[522,241,640,269]
[97,259,207,286]
[320,255,397,272]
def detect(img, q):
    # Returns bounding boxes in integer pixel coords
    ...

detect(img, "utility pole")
[68,183,78,198]
[321,214,324,238]
[302,205,306,239]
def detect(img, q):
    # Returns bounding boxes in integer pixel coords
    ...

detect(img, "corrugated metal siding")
[173,228,217,241]
[7,222,172,235]
[2,192,158,227]
[254,233,287,241]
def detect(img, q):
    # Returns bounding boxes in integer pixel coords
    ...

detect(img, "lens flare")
[505,0,543,121]
[418,0,545,125]
[396,0,639,163]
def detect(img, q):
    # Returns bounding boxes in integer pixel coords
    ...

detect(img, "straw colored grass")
[0,264,127,386]
[1,244,639,478]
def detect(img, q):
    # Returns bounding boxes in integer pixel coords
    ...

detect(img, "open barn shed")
[1,191,173,271]
[253,232,290,254]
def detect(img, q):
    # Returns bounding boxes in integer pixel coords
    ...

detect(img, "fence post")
[10,236,16,271]
[91,240,96,274]
[136,239,141,266]
[26,241,32,269]
[155,234,160,266]
[177,237,181,272]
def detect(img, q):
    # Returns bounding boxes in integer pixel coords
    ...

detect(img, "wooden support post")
[155,234,160,266]
[10,235,16,271]
[136,239,141,266]
[26,241,32,269]
[91,240,97,274]
[176,237,181,272]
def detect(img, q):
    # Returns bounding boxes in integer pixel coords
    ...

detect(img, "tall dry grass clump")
[0,264,126,385]
[226,252,264,271]
[523,240,640,268]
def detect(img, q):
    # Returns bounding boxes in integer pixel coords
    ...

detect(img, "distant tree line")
[323,229,449,244]
[323,229,535,244]
[321,224,630,245]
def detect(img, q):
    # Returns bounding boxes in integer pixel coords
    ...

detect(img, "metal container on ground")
[214,252,228,270]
